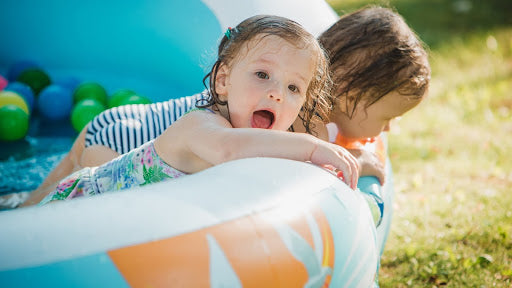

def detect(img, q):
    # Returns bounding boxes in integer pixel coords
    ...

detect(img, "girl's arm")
[154,110,360,189]
[291,115,385,184]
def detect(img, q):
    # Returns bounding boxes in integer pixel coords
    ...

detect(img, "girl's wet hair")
[319,6,431,118]
[199,15,332,133]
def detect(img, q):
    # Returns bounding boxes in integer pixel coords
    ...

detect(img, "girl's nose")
[268,94,282,102]
[268,85,283,103]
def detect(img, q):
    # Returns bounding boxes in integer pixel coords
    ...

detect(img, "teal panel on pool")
[0,0,222,101]
[320,189,378,287]
[0,253,128,288]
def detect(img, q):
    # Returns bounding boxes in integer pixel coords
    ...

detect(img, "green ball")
[16,68,51,95]
[0,105,29,141]
[118,94,152,106]
[73,82,108,106]
[71,99,105,132]
[108,89,136,108]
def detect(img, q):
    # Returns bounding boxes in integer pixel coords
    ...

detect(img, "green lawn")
[326,0,512,286]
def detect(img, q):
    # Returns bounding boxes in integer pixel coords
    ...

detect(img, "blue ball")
[37,84,73,120]
[7,60,39,82]
[4,82,35,112]
[53,76,81,93]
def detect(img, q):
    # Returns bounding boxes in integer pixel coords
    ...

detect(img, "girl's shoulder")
[184,107,216,115]
[180,105,231,129]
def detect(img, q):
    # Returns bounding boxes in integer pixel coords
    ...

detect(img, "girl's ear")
[214,63,229,97]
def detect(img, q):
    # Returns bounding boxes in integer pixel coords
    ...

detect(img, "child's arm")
[154,110,360,189]
[25,110,358,207]
[291,115,385,184]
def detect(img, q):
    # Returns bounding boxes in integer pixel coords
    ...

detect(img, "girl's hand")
[310,141,360,189]
[348,149,386,185]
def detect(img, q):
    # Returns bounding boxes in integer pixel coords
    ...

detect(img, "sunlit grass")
[327,0,512,286]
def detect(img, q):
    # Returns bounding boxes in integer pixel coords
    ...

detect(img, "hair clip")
[225,27,239,39]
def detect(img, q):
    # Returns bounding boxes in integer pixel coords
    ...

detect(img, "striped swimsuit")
[85,91,207,154]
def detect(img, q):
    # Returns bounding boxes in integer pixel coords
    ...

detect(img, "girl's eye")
[288,84,299,93]
[256,71,269,79]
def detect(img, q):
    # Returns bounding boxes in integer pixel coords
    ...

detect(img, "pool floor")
[0,115,75,194]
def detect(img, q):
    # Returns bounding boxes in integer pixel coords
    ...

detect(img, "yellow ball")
[0,91,30,115]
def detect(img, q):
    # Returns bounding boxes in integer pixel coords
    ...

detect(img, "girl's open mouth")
[251,110,275,129]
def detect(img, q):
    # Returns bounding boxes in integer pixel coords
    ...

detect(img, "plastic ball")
[73,82,108,106]
[118,94,152,106]
[0,104,29,141]
[53,76,81,92]
[71,99,105,132]
[38,85,73,120]
[108,89,136,108]
[0,91,30,114]
[4,82,35,112]
[0,75,7,90]
[17,68,51,95]
[7,60,39,82]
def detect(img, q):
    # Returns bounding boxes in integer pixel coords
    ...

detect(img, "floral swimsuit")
[40,140,186,205]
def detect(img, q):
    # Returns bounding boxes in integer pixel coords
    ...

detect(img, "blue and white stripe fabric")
[85,91,207,154]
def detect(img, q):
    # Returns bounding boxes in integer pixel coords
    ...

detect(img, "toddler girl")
[26,15,359,206]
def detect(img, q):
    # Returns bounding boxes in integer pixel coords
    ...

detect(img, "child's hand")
[348,149,386,185]
[322,164,347,181]
[310,141,360,189]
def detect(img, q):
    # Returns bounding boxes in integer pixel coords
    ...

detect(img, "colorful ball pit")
[108,89,137,108]
[0,83,31,141]
[53,76,81,92]
[16,68,51,95]
[107,89,152,107]
[37,85,73,120]
[117,94,152,106]
[0,90,29,114]
[73,82,108,106]
[4,82,35,112]
[0,75,7,90]
[71,99,106,132]
[6,60,39,82]
[0,105,29,141]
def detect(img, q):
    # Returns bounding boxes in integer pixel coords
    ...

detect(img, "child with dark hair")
[317,6,429,140]
[291,6,430,183]
[23,15,359,206]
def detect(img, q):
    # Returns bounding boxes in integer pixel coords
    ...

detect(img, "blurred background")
[326,0,511,286]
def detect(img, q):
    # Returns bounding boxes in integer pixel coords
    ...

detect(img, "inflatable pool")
[0,141,395,287]
[0,0,395,287]
[1,157,385,287]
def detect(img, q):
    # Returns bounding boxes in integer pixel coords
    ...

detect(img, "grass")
[326,0,512,286]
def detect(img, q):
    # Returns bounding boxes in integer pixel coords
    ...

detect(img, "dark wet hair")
[199,15,332,133]
[319,6,431,118]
